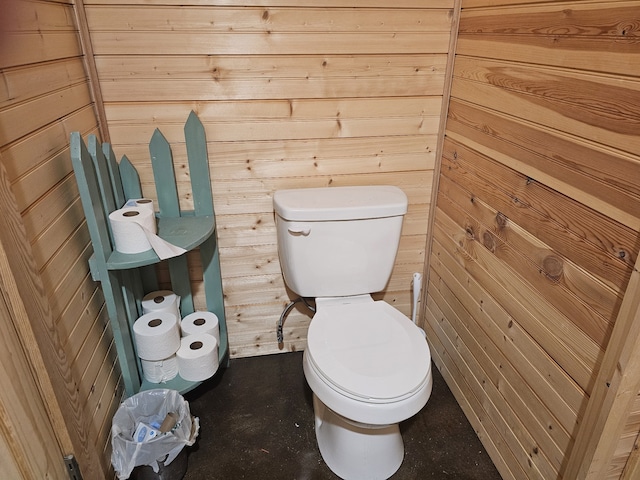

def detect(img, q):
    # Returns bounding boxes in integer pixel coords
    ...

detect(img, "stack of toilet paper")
[133,290,220,383]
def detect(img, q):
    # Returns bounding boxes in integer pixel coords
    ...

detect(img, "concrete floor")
[182,351,502,480]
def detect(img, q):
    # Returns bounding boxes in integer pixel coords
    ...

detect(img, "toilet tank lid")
[273,186,408,221]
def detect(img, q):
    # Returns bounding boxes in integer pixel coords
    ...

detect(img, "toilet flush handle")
[288,223,311,236]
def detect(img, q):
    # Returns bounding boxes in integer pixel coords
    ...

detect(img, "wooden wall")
[82,0,456,357]
[0,0,120,478]
[11,1,640,478]
[423,0,640,479]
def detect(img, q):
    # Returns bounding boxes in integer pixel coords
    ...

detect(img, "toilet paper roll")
[109,206,156,254]
[176,333,219,382]
[142,290,181,320]
[108,206,187,260]
[124,198,155,214]
[141,355,179,383]
[133,311,181,361]
[181,311,220,345]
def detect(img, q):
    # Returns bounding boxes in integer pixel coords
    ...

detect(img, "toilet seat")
[306,300,431,404]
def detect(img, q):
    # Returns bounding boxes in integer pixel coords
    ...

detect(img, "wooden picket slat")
[70,132,141,395]
[102,143,126,208]
[119,156,143,200]
[148,128,194,314]
[185,111,214,217]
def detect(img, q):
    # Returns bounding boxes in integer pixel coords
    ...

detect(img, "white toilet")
[273,185,433,480]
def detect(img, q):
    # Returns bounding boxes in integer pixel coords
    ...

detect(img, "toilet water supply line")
[277,297,315,345]
[413,272,427,339]
[412,272,422,324]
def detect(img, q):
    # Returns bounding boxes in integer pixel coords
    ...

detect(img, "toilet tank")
[273,186,407,298]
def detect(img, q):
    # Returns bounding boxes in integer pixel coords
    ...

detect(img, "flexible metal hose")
[277,297,315,344]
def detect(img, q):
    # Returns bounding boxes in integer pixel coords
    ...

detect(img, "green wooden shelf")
[106,215,215,270]
[71,111,228,397]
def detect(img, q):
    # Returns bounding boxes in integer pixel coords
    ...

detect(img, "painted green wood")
[103,143,126,208]
[139,269,159,299]
[149,129,180,217]
[70,132,141,395]
[88,255,100,282]
[148,128,194,314]
[71,111,228,397]
[89,137,144,338]
[200,234,228,364]
[169,260,195,316]
[120,268,145,368]
[184,112,228,361]
[105,216,214,269]
[88,135,118,232]
[119,155,143,200]
[185,111,214,217]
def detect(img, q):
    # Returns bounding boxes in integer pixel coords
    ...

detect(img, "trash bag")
[111,389,200,480]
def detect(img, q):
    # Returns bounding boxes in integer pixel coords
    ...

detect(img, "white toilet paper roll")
[109,206,156,254]
[142,290,181,320]
[124,198,155,214]
[181,311,219,345]
[133,311,181,361]
[141,355,179,383]
[176,333,219,382]
[108,205,187,260]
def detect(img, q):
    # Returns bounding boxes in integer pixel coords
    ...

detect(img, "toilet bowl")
[303,296,432,479]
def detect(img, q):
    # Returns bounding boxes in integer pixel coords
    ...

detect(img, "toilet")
[273,185,433,480]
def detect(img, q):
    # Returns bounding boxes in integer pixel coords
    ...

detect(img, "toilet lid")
[307,301,431,402]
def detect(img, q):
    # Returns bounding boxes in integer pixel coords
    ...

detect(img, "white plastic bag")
[111,389,200,479]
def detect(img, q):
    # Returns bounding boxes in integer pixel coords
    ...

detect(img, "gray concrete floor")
[182,351,502,479]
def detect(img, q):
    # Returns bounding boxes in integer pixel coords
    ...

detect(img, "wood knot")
[465,225,475,240]
[482,231,496,252]
[542,255,563,281]
[496,212,508,229]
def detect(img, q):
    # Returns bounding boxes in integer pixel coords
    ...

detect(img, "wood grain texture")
[86,6,453,32]
[424,1,640,478]
[440,138,633,304]
[0,146,104,479]
[446,99,640,229]
[0,271,67,480]
[564,254,640,479]
[460,2,640,38]
[0,1,117,478]
[84,0,455,6]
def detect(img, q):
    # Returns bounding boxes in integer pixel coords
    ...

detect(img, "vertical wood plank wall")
[83,0,455,357]
[1,0,120,477]
[424,0,640,479]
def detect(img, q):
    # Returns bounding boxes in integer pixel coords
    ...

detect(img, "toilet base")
[313,394,404,480]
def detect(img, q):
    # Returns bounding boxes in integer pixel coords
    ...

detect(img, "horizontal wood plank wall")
[1,0,120,478]
[424,0,640,479]
[84,0,455,357]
